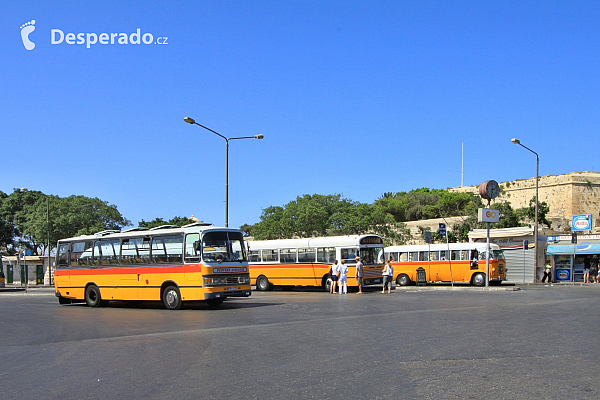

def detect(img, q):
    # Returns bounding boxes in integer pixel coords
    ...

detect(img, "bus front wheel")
[163,285,183,310]
[322,276,332,292]
[206,298,224,307]
[396,274,411,286]
[472,273,486,287]
[85,285,107,308]
[256,276,272,291]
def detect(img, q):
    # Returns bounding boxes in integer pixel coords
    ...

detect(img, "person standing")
[338,259,348,294]
[590,255,599,284]
[381,259,393,294]
[584,256,591,283]
[355,256,364,294]
[542,260,553,283]
[330,260,339,294]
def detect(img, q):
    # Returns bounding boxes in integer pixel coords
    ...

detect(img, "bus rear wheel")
[256,276,272,291]
[396,274,411,286]
[85,285,107,308]
[163,285,183,310]
[472,273,486,287]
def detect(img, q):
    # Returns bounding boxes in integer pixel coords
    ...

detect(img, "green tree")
[0,189,131,255]
[138,216,196,229]
[246,194,411,244]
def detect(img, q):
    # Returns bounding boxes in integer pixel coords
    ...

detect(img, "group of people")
[583,254,600,283]
[329,257,395,294]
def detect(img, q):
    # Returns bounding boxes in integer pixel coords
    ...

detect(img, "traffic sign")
[439,223,446,236]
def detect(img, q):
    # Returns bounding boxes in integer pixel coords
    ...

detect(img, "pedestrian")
[542,260,552,283]
[584,256,591,283]
[355,256,364,294]
[590,255,599,284]
[381,258,393,294]
[338,259,348,294]
[330,260,339,294]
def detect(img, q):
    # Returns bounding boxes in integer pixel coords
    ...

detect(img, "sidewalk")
[0,284,55,294]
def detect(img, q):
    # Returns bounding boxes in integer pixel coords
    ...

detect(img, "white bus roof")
[385,243,501,252]
[57,224,242,243]
[246,235,383,250]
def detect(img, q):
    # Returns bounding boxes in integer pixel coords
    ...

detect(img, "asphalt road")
[1,284,599,400]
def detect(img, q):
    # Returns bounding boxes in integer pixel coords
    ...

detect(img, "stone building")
[449,171,600,232]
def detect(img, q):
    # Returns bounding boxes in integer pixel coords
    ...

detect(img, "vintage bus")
[246,235,386,291]
[54,223,251,309]
[385,243,507,286]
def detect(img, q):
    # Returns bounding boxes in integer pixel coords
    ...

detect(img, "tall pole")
[225,139,229,227]
[511,139,539,283]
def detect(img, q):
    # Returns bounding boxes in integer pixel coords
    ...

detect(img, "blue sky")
[3,1,600,229]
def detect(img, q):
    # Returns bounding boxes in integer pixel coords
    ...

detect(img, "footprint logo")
[20,20,36,50]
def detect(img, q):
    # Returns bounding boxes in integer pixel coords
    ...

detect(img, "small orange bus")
[54,223,251,309]
[246,235,386,291]
[385,243,507,286]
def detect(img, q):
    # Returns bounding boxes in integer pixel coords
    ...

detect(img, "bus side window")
[460,250,469,261]
[262,250,278,262]
[430,252,439,261]
[185,233,200,262]
[280,248,296,263]
[248,250,260,262]
[152,235,183,264]
[399,252,408,262]
[71,241,93,267]
[317,247,336,263]
[341,248,357,263]
[451,250,459,261]
[298,248,315,263]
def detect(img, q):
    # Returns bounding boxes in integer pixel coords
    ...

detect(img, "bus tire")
[322,276,332,292]
[472,273,486,287]
[256,276,272,291]
[85,285,107,308]
[206,298,224,307]
[396,274,411,286]
[162,285,183,310]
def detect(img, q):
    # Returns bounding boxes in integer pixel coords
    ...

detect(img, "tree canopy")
[138,216,196,229]
[0,189,130,255]
[243,194,411,244]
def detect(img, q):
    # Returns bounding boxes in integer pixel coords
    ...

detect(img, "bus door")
[120,238,149,300]
[184,233,202,282]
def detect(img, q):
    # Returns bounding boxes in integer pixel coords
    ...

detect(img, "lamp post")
[511,138,539,282]
[184,117,263,227]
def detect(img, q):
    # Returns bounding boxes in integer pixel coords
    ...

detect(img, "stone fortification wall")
[448,171,600,231]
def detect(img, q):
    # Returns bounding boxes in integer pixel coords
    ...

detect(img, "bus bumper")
[204,289,251,300]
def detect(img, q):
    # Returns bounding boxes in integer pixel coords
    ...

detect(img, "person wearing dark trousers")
[542,260,553,283]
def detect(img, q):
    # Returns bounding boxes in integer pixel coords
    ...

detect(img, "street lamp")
[511,138,539,282]
[184,117,264,227]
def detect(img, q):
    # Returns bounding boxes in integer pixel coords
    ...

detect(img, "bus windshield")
[359,247,385,265]
[202,231,247,263]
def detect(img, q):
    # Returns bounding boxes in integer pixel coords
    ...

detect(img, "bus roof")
[246,235,383,250]
[385,243,501,252]
[57,224,242,243]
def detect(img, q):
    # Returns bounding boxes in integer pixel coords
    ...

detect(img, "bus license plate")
[374,279,381,283]
[227,287,237,291]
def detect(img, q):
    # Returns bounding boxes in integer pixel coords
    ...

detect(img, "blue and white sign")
[572,214,592,231]
[439,223,446,236]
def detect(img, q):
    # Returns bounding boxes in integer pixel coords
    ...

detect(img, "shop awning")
[547,242,600,255]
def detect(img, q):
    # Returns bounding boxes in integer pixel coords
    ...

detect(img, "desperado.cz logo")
[20,20,168,50]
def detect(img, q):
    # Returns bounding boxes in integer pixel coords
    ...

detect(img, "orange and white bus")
[246,235,386,291]
[54,223,251,309]
[385,243,507,286]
